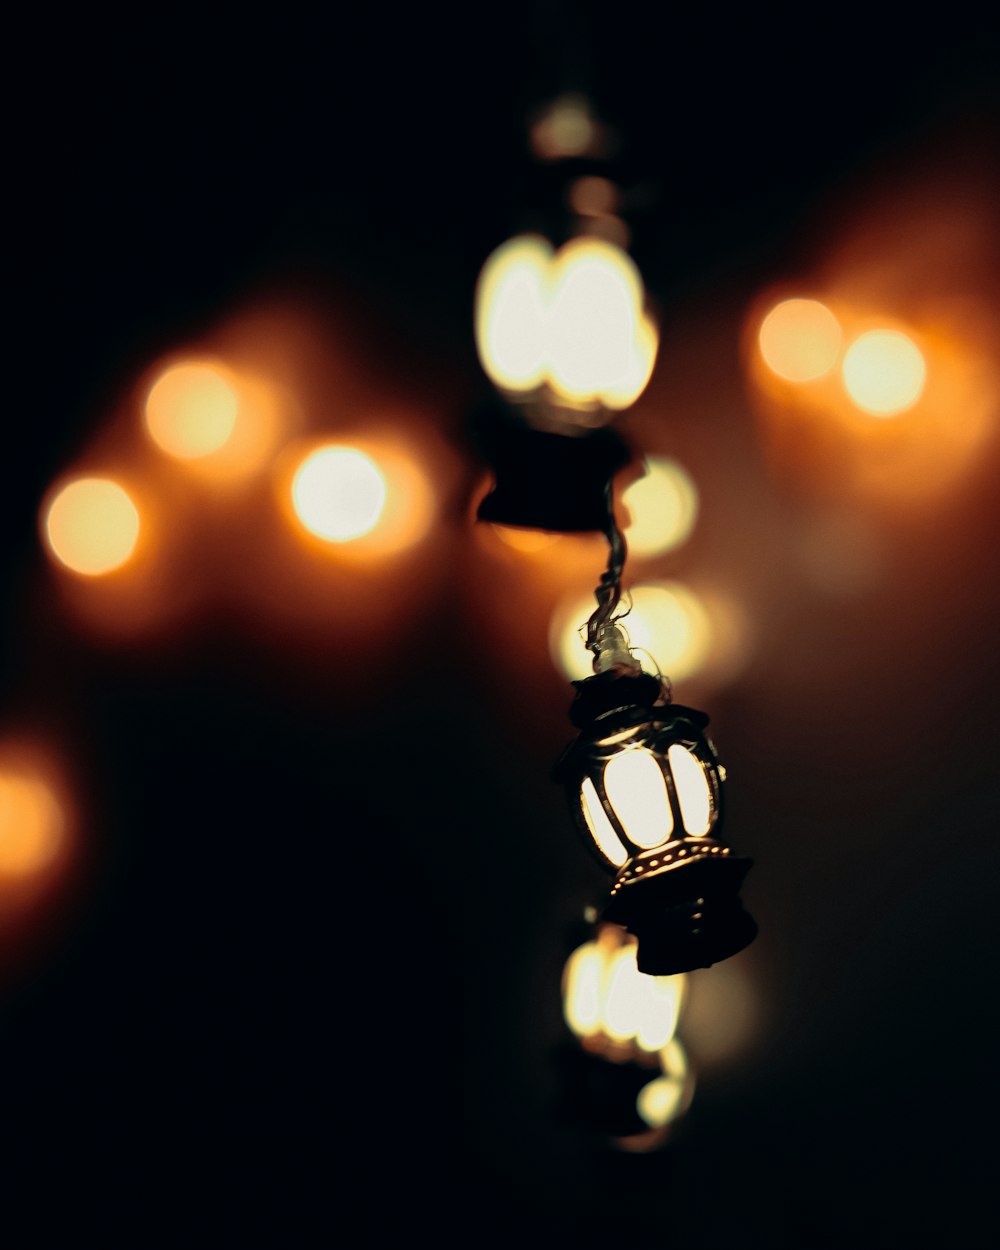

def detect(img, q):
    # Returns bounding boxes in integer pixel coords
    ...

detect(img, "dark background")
[2,5,999,1247]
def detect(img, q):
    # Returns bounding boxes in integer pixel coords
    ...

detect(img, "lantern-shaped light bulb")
[555,671,756,975]
[558,922,695,1148]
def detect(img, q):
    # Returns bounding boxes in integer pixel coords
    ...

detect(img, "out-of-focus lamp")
[472,122,658,535]
[558,921,695,1148]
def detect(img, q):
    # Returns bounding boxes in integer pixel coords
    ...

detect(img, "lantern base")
[602,851,757,975]
[553,1041,663,1140]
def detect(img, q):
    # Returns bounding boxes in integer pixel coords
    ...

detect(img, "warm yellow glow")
[144,360,239,459]
[547,238,644,406]
[290,446,387,542]
[636,1074,685,1128]
[621,456,699,557]
[563,926,687,1054]
[758,298,843,382]
[475,233,655,411]
[44,477,141,576]
[635,974,686,1052]
[580,777,628,867]
[550,581,714,684]
[562,942,606,1037]
[682,958,762,1068]
[603,944,648,1040]
[490,525,563,553]
[474,234,551,392]
[569,175,619,218]
[841,329,927,415]
[636,1038,691,1128]
[668,744,712,837]
[599,310,658,410]
[603,749,671,849]
[530,94,599,160]
[0,769,64,879]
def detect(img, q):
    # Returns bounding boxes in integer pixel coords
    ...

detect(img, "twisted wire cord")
[585,479,630,666]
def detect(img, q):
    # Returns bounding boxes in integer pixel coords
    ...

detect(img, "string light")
[474,92,756,981]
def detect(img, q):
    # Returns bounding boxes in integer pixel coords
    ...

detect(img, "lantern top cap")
[568,670,671,729]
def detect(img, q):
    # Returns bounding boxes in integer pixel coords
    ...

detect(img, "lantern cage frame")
[554,669,757,975]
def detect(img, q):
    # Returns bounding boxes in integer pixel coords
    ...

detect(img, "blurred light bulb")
[758,299,843,382]
[530,93,600,160]
[44,477,141,576]
[0,768,64,879]
[547,238,642,406]
[145,361,239,459]
[563,926,687,1054]
[636,1039,691,1128]
[475,234,657,412]
[842,329,926,415]
[621,456,699,557]
[291,446,387,542]
[474,234,551,392]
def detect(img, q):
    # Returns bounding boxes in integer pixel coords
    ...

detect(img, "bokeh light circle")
[758,299,843,383]
[145,361,239,459]
[44,478,141,576]
[291,446,387,542]
[0,769,64,879]
[841,329,927,415]
[621,457,699,557]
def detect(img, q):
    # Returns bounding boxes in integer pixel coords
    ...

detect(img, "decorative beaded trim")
[609,843,731,897]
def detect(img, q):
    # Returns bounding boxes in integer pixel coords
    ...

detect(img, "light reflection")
[43,478,141,576]
[681,955,762,1069]
[841,328,926,415]
[620,456,699,557]
[758,298,843,382]
[291,446,387,542]
[144,361,239,459]
[0,768,64,880]
[490,525,563,553]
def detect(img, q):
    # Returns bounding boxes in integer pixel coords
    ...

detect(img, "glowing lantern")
[554,668,756,975]
[557,921,696,1148]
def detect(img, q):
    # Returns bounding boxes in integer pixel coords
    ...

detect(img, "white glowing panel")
[603,750,672,849]
[547,238,640,404]
[667,744,713,837]
[635,974,686,1052]
[603,945,646,1041]
[474,234,551,392]
[562,941,605,1037]
[580,777,628,867]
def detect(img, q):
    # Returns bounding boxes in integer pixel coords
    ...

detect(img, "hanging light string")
[585,480,640,674]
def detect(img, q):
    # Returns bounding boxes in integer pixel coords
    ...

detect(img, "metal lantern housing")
[555,669,757,975]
